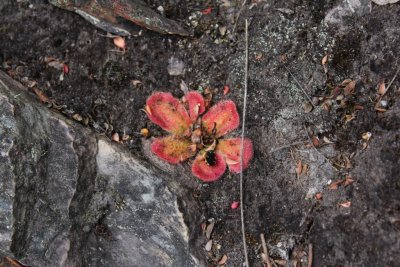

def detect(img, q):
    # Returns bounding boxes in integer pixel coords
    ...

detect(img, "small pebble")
[167,57,185,76]
[156,6,164,14]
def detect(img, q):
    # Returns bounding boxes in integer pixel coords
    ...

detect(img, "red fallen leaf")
[315,192,323,200]
[296,160,302,177]
[218,255,228,265]
[192,152,226,182]
[329,179,345,190]
[231,201,239,209]
[202,7,212,14]
[185,91,206,121]
[223,85,230,95]
[146,92,191,136]
[339,201,351,208]
[312,136,320,147]
[63,63,69,74]
[113,36,126,50]
[151,136,196,164]
[216,138,253,173]
[202,100,239,137]
[330,87,342,98]
[354,104,364,110]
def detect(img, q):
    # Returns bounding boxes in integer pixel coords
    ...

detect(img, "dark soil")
[1,0,399,266]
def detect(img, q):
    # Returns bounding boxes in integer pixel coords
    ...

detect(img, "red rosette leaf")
[185,91,206,121]
[217,138,253,173]
[202,100,239,137]
[146,92,191,136]
[151,136,196,164]
[192,152,226,182]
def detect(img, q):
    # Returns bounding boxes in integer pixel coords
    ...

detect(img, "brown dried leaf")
[260,253,269,264]
[47,60,64,70]
[377,80,387,95]
[321,100,332,111]
[205,222,215,239]
[140,128,149,138]
[322,55,329,73]
[339,201,351,208]
[344,156,353,169]
[144,105,152,116]
[323,136,334,144]
[223,85,230,95]
[315,192,323,200]
[1,256,25,267]
[32,87,49,103]
[255,52,263,60]
[201,222,207,232]
[344,176,355,187]
[72,114,83,122]
[321,54,328,66]
[180,80,189,94]
[362,132,372,141]
[354,104,364,110]
[131,80,142,87]
[302,164,309,175]
[302,101,313,113]
[344,114,355,123]
[296,160,302,177]
[112,132,120,143]
[362,142,368,150]
[121,134,130,141]
[375,107,387,112]
[218,255,228,265]
[329,179,345,190]
[344,80,356,96]
[205,240,213,251]
[330,87,342,98]
[340,79,353,86]
[275,259,288,266]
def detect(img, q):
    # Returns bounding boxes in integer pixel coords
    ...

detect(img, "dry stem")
[239,18,250,267]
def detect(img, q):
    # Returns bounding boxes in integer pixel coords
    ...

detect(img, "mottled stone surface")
[0,71,199,266]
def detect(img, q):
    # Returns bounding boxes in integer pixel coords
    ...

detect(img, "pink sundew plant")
[144,91,253,182]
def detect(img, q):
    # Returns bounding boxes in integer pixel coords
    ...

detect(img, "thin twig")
[284,66,315,108]
[232,0,247,35]
[239,18,250,267]
[260,234,272,267]
[308,243,313,267]
[269,141,305,153]
[384,65,400,96]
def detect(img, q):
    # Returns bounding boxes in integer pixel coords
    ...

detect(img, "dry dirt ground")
[1,0,399,266]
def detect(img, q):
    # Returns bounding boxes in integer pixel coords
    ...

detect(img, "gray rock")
[0,71,199,266]
[325,0,371,27]
[372,0,400,5]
